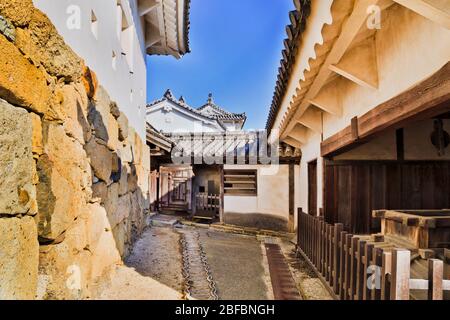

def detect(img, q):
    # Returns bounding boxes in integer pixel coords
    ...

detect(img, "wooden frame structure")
[297,209,450,300]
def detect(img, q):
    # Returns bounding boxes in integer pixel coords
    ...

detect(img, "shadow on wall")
[224,212,289,232]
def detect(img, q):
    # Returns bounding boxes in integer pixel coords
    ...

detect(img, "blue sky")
[146,0,293,129]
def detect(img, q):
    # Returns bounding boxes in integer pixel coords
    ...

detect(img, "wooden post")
[381,251,391,300]
[372,247,383,300]
[297,208,302,250]
[390,249,410,300]
[343,233,353,300]
[333,223,343,293]
[356,239,366,300]
[339,231,347,299]
[428,259,443,300]
[349,236,359,300]
[363,243,374,300]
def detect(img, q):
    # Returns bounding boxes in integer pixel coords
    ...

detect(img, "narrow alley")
[94,214,331,300]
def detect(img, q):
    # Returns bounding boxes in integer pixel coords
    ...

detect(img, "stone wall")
[0,0,150,299]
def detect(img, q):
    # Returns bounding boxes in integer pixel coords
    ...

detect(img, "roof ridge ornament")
[164,89,175,99]
[207,93,214,105]
[179,96,186,103]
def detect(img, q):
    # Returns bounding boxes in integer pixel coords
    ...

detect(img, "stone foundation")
[0,0,150,300]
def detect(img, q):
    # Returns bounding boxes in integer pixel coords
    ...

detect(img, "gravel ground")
[280,240,333,300]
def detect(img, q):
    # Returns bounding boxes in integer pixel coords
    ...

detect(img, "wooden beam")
[282,0,382,139]
[393,0,450,30]
[321,62,450,157]
[329,37,379,89]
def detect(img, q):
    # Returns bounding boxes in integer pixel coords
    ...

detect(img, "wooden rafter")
[282,0,382,140]
[298,107,323,133]
[329,37,379,89]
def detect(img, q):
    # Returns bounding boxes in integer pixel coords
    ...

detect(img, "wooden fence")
[297,209,450,300]
[193,193,220,218]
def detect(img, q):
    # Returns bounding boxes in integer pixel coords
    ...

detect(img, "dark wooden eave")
[321,62,450,157]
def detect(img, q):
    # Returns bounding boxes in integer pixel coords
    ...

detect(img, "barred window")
[224,170,257,196]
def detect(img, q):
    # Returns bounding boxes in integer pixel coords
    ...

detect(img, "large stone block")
[61,83,91,145]
[14,10,84,82]
[118,142,133,164]
[0,34,50,115]
[89,86,119,151]
[85,138,112,183]
[104,183,119,219]
[0,216,38,300]
[0,99,36,215]
[36,123,90,240]
[118,163,130,196]
[38,216,92,300]
[109,193,131,229]
[117,112,129,141]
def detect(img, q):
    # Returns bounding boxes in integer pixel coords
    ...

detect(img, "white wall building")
[146,89,247,134]
[32,0,191,139]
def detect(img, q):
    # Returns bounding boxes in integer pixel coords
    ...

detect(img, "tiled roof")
[147,90,246,123]
[164,131,301,162]
[265,0,311,132]
[184,0,191,54]
[197,94,246,121]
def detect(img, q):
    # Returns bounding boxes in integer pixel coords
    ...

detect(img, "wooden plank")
[333,224,344,293]
[363,243,375,300]
[428,258,444,300]
[339,231,348,299]
[321,62,450,157]
[343,233,353,300]
[349,236,359,300]
[381,251,392,300]
[390,249,410,300]
[356,239,367,300]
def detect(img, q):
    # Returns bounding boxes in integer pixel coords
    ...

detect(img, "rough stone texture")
[92,182,107,203]
[31,113,43,156]
[117,112,129,141]
[61,83,91,145]
[118,163,130,196]
[0,0,34,27]
[110,193,131,229]
[118,142,133,163]
[0,34,50,114]
[110,101,120,119]
[89,86,119,151]
[0,14,16,41]
[38,215,92,300]
[36,123,91,240]
[0,216,39,300]
[0,0,150,299]
[0,99,36,215]
[14,10,84,82]
[85,138,112,183]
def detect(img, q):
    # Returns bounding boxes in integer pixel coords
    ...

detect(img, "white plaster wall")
[291,6,450,218]
[223,164,290,219]
[147,101,225,133]
[33,0,147,139]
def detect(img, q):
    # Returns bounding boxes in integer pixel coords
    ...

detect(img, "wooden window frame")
[223,169,257,196]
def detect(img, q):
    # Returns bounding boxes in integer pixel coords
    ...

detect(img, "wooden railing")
[297,209,450,300]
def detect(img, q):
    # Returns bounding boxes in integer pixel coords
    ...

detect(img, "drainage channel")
[265,243,302,300]
[179,229,219,300]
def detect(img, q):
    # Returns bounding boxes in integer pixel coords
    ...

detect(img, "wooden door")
[308,160,318,216]
[159,166,193,212]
